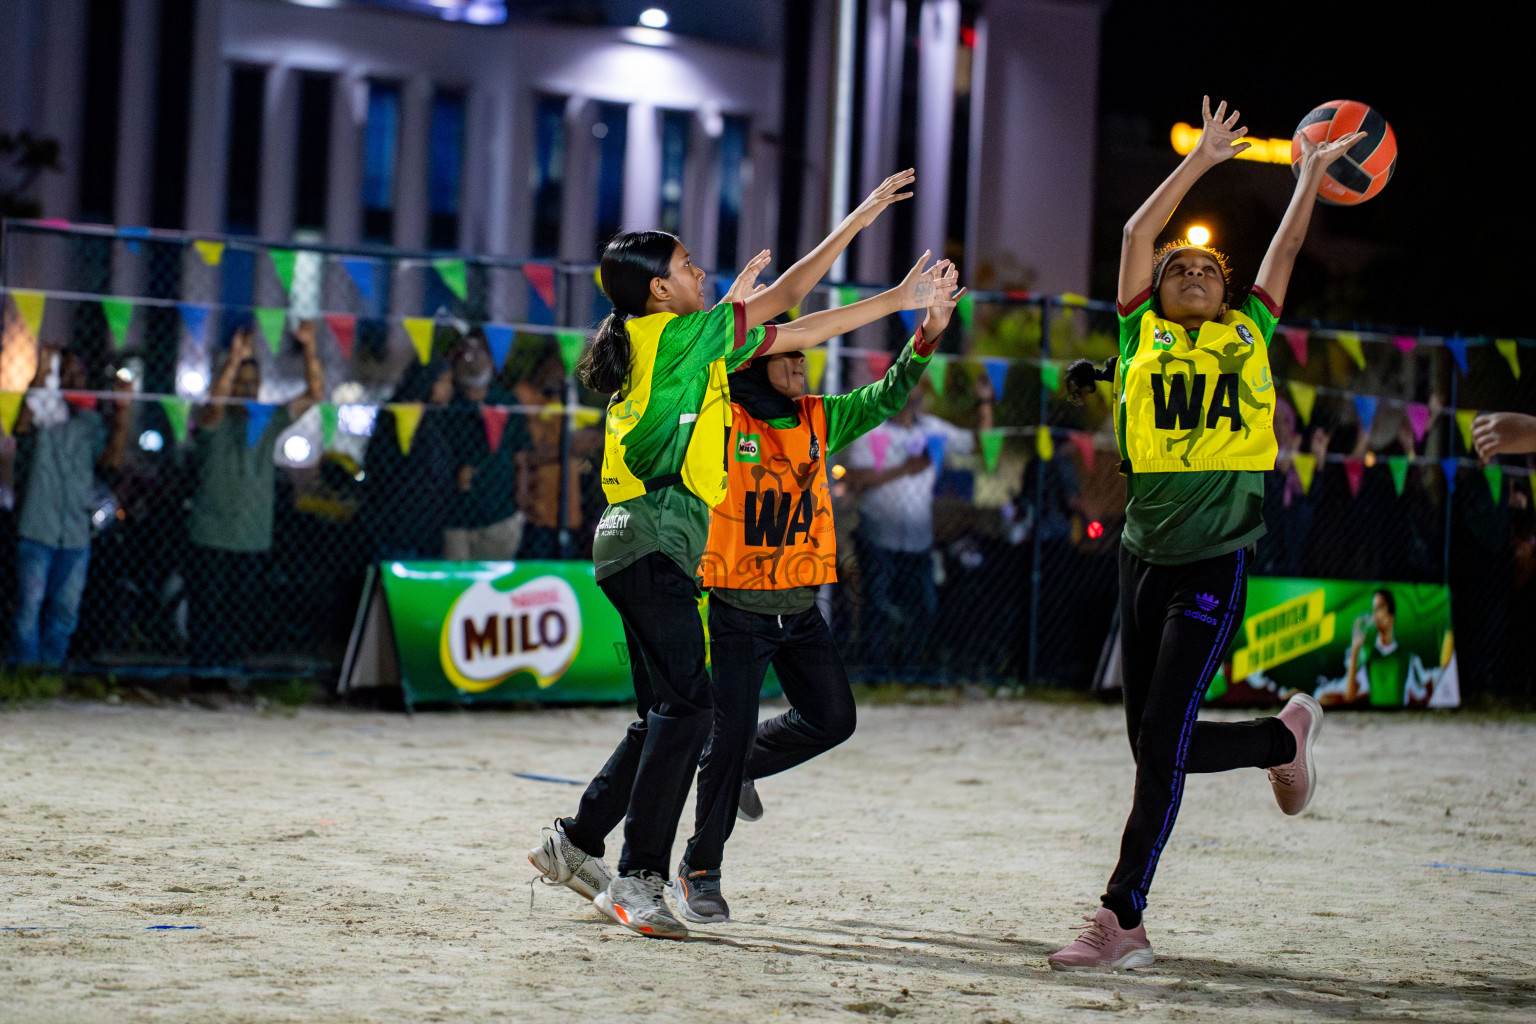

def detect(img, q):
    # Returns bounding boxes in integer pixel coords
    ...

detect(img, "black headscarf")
[728,355,799,423]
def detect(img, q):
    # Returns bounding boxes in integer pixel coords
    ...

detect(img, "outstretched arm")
[765,255,959,356]
[288,318,325,419]
[741,169,915,329]
[200,327,254,428]
[1253,129,1366,308]
[1119,97,1249,308]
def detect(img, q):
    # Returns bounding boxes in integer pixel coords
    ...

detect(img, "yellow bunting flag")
[388,403,423,455]
[573,407,603,428]
[1456,409,1477,453]
[10,289,46,340]
[0,391,22,436]
[1035,426,1054,461]
[1059,293,1089,308]
[402,317,434,364]
[1292,452,1316,495]
[1288,380,1317,426]
[1334,331,1365,370]
[803,348,826,391]
[786,304,800,321]
[193,240,225,266]
[1496,338,1521,379]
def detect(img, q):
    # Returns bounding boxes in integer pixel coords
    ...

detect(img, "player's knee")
[819,703,857,747]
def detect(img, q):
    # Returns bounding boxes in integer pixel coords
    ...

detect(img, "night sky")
[1096,2,1531,338]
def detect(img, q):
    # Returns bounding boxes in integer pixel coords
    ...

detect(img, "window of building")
[530,94,566,259]
[592,101,628,250]
[659,109,690,236]
[224,65,267,236]
[361,80,402,244]
[293,72,334,234]
[427,88,466,250]
[716,115,749,271]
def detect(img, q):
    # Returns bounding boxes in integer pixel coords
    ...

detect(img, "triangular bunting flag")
[1445,336,1468,375]
[1387,455,1409,496]
[255,307,288,356]
[1288,381,1317,426]
[1041,362,1061,392]
[159,397,190,444]
[1069,431,1095,469]
[980,429,1005,473]
[925,433,947,468]
[1292,452,1316,495]
[523,263,557,310]
[1035,427,1054,461]
[1392,335,1416,353]
[956,293,974,331]
[1496,338,1521,379]
[483,324,514,368]
[1344,457,1364,497]
[432,258,468,301]
[983,358,1008,401]
[120,225,149,253]
[245,402,276,448]
[927,353,948,396]
[389,403,423,455]
[178,303,210,346]
[1485,464,1504,502]
[1281,326,1308,365]
[0,391,23,436]
[340,258,376,304]
[101,297,133,350]
[1353,394,1378,436]
[574,408,603,428]
[268,248,297,293]
[64,391,97,411]
[1440,457,1458,494]
[897,309,916,335]
[804,348,826,391]
[402,317,434,364]
[835,285,859,307]
[9,289,45,339]
[556,330,585,377]
[1455,409,1477,454]
[324,314,356,360]
[193,240,225,266]
[1406,403,1430,444]
[865,351,893,379]
[868,430,890,472]
[786,304,800,321]
[319,402,338,447]
[481,404,510,453]
[1334,331,1365,370]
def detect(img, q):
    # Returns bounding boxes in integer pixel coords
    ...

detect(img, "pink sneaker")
[1268,693,1323,815]
[1047,908,1154,971]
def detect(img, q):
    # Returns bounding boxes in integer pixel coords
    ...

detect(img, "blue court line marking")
[144,925,203,930]
[512,772,584,785]
[1426,862,1536,877]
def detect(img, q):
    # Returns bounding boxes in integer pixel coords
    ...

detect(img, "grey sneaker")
[526,819,612,901]
[737,778,764,822]
[594,870,689,939]
[673,860,730,923]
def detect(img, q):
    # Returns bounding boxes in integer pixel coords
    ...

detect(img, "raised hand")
[918,260,966,342]
[1472,411,1536,459]
[1295,127,1368,181]
[719,249,772,306]
[1194,96,1251,164]
[294,318,318,350]
[231,325,255,361]
[896,251,940,311]
[848,168,916,230]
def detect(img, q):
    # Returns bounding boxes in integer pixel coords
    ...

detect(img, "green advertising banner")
[378,560,634,706]
[1207,577,1458,709]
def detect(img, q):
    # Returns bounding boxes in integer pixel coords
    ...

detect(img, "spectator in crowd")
[186,320,323,666]
[443,329,530,560]
[360,357,456,561]
[841,373,993,674]
[8,348,131,667]
[513,346,601,558]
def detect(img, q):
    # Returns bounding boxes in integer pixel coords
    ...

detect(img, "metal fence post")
[556,262,574,558]
[1026,295,1051,689]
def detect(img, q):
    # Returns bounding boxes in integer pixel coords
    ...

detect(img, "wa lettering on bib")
[1117,308,1278,473]
[699,397,837,590]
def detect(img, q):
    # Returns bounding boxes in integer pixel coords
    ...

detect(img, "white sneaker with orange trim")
[594,871,689,940]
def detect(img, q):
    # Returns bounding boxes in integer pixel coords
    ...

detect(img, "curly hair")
[1151,240,1232,310]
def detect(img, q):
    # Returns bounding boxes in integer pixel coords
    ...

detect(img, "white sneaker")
[526,819,613,901]
[594,871,689,939]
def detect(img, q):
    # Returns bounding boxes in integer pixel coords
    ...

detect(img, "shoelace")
[632,870,671,909]
[1070,915,1112,950]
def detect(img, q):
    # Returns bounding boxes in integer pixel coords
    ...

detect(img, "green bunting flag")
[956,293,973,331]
[319,402,338,448]
[1486,464,1504,502]
[432,258,468,301]
[255,307,288,355]
[101,298,134,349]
[557,330,585,377]
[159,397,190,444]
[928,353,948,395]
[980,428,1005,473]
[268,248,297,293]
[1041,362,1060,392]
[836,285,859,307]
[1387,455,1409,496]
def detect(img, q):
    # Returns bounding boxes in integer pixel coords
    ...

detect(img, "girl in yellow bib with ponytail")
[1050,98,1366,971]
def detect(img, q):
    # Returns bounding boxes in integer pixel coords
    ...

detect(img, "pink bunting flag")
[1344,457,1364,497]
[324,314,356,360]
[1405,402,1430,443]
[1068,431,1095,469]
[481,405,509,454]
[1281,326,1308,365]
[1392,335,1417,353]
[868,431,891,473]
[865,351,893,379]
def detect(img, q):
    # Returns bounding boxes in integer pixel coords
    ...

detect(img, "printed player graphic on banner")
[440,575,583,692]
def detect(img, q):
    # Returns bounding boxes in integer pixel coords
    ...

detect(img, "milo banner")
[373,560,633,706]
[1206,577,1459,708]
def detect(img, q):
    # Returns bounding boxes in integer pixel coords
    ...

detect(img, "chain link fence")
[2,220,1534,701]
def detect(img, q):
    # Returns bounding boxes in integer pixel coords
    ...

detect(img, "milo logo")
[440,575,582,693]
[1235,324,1255,346]
[1152,327,1177,351]
[736,432,761,463]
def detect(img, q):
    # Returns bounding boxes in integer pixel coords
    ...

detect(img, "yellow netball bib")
[1117,308,1278,473]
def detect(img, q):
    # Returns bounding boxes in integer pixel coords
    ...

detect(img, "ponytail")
[578,311,633,394]
[1064,357,1116,405]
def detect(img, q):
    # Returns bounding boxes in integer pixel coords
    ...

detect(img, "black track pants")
[684,599,857,871]
[560,553,713,877]
[1102,545,1295,928]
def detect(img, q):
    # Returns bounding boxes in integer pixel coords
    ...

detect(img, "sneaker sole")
[594,891,689,940]
[1289,692,1324,815]
[526,848,600,901]
[1048,948,1155,972]
[672,879,730,924]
